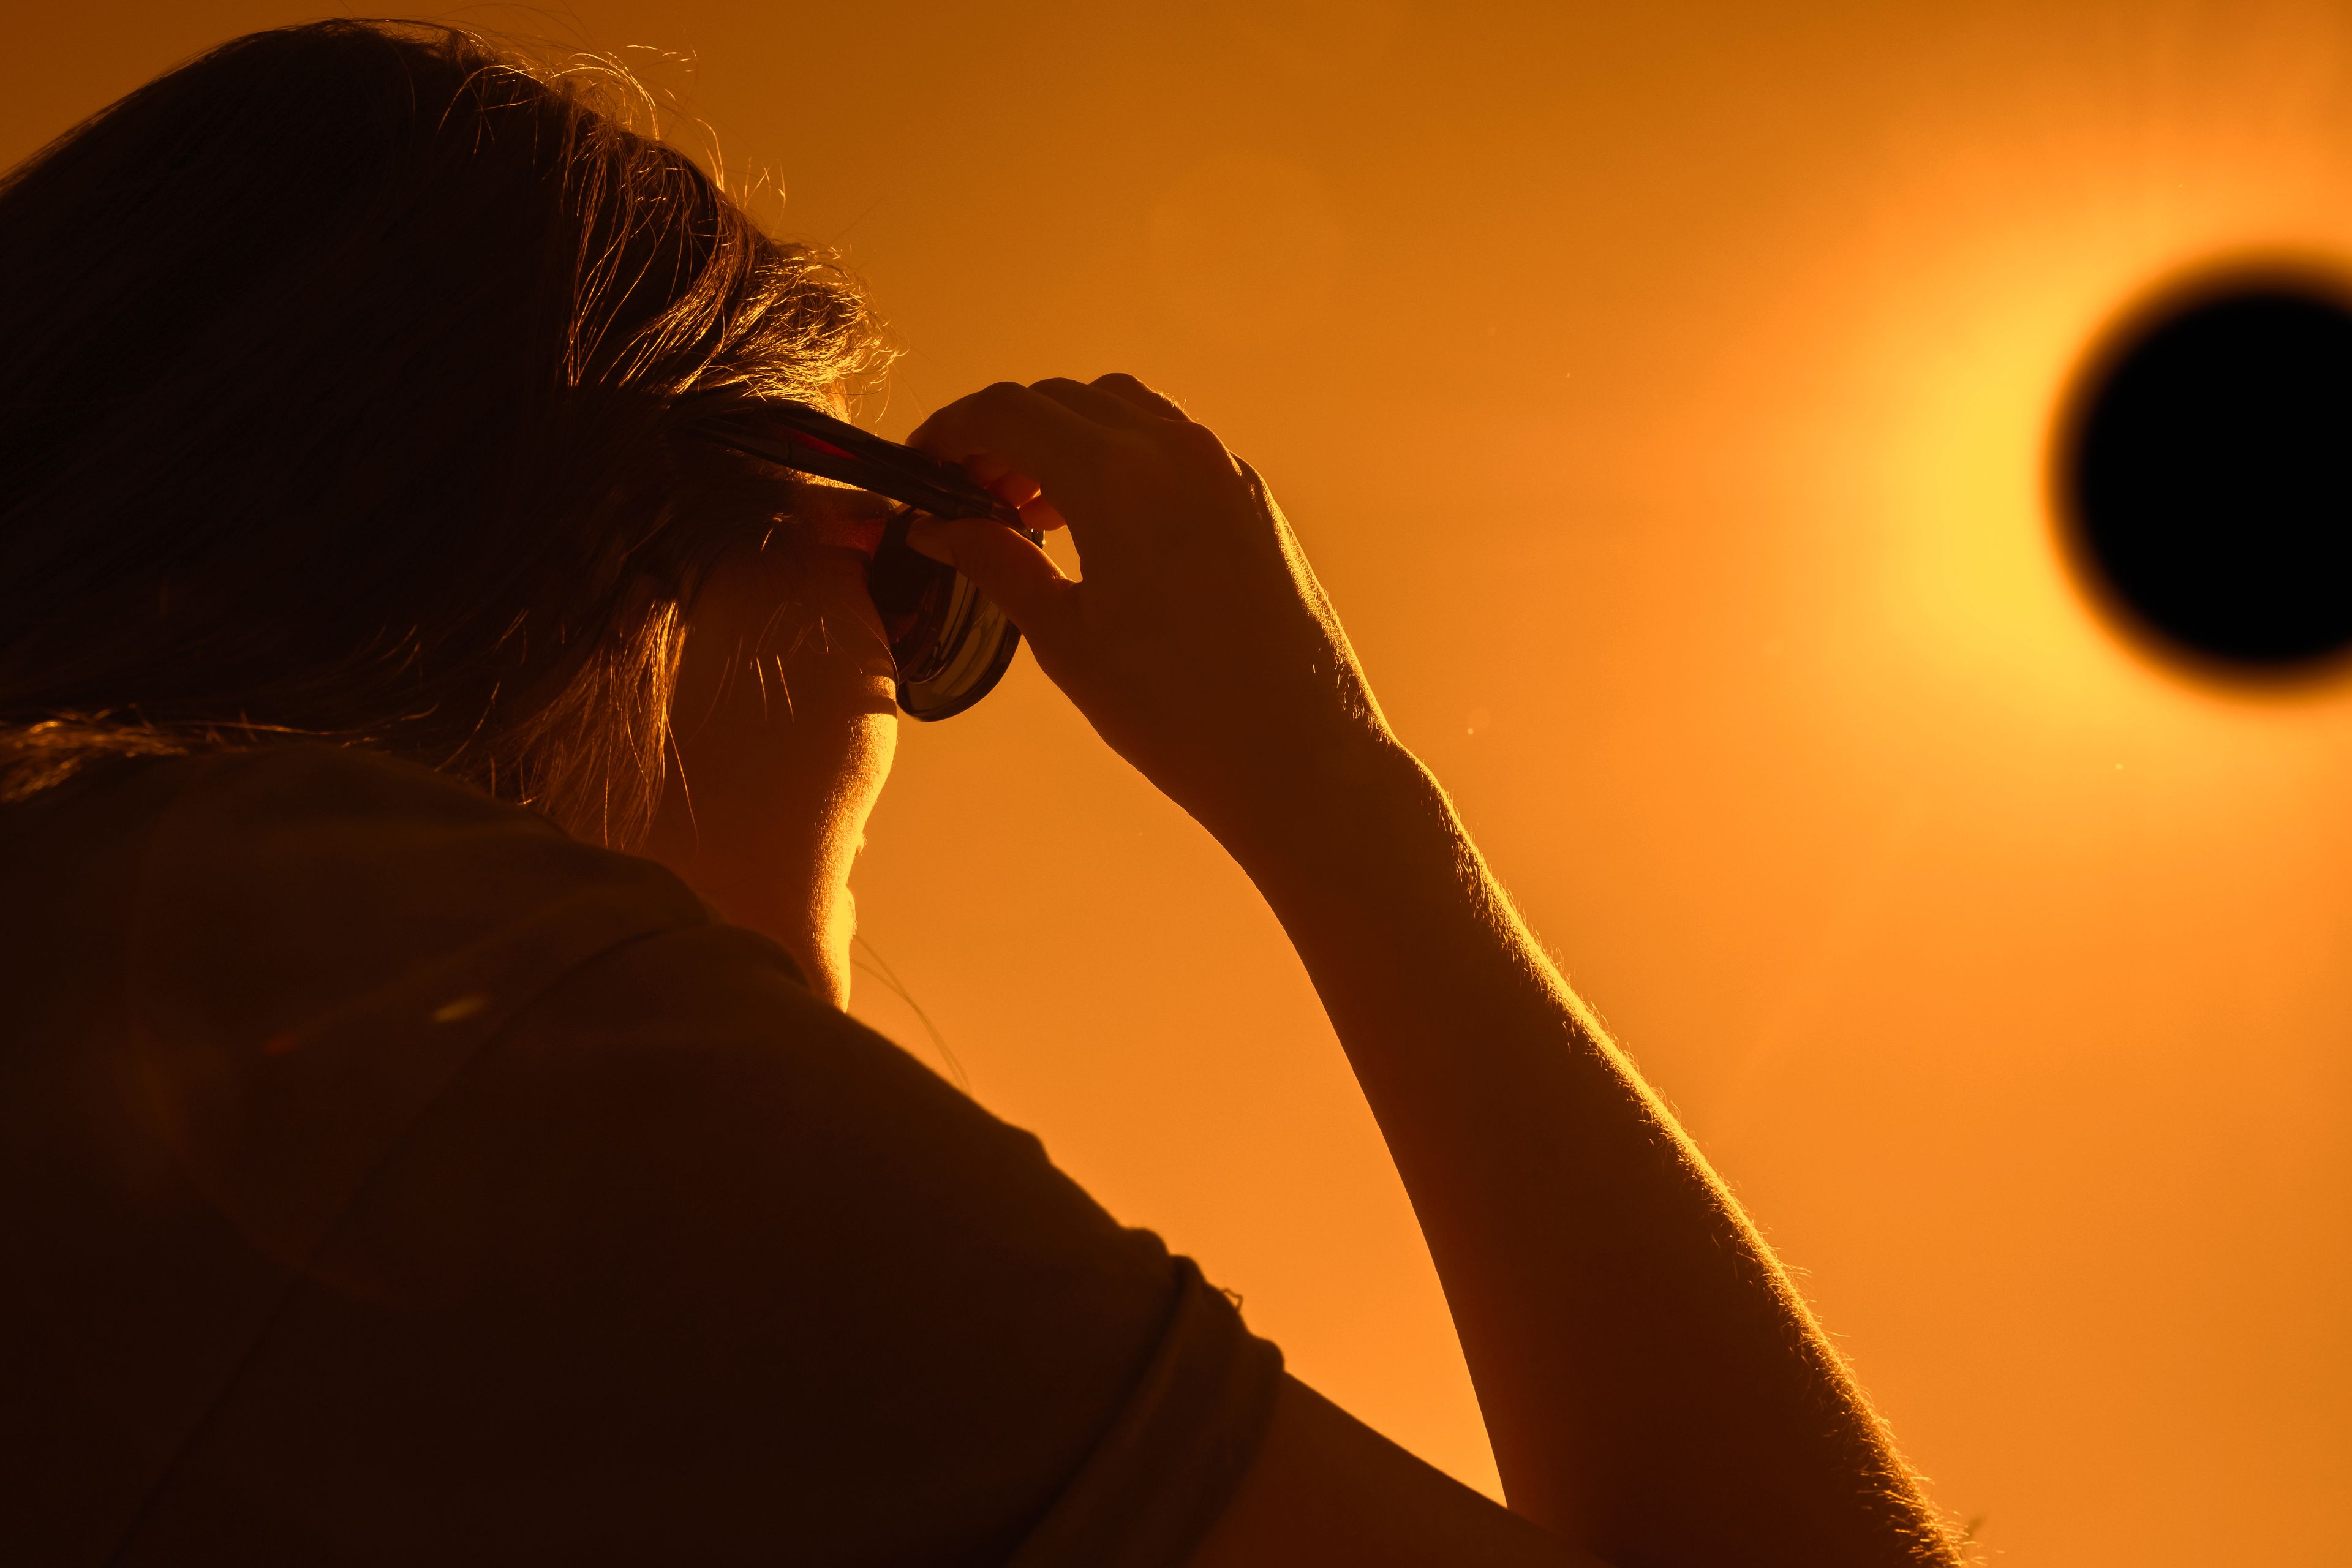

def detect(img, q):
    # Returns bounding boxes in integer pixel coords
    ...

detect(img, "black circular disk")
[2061,276,2352,671]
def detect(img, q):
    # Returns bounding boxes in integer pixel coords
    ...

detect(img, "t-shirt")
[0,743,1283,1566]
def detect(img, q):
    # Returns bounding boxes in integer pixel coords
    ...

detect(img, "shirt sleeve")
[115,745,1284,1567]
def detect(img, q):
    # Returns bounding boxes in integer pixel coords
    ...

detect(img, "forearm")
[1224,731,1956,1568]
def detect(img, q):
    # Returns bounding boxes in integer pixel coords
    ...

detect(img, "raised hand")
[905,375,1397,855]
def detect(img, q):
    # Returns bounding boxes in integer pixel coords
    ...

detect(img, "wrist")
[1207,722,1457,889]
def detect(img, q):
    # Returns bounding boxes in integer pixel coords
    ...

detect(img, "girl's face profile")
[644,482,902,1006]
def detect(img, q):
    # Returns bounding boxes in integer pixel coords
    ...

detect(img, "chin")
[800,899,859,1011]
[810,944,855,1011]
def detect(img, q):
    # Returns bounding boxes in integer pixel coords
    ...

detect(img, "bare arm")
[907,377,1959,1568]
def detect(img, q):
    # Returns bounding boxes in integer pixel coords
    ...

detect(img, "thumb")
[904,514,1076,644]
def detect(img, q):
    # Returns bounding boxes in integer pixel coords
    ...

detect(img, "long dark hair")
[0,20,886,841]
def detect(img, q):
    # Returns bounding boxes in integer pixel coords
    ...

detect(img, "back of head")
[0,21,883,840]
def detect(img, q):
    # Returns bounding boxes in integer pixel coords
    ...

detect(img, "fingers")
[1027,376,1161,431]
[1088,372,1191,423]
[1029,374,1200,433]
[1016,495,1071,533]
[908,375,1212,546]
[902,514,1077,643]
[908,374,1200,477]
[960,454,1066,530]
[960,454,1038,507]
[906,381,1112,491]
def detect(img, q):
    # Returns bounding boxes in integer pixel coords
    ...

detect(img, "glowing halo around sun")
[1855,138,2352,729]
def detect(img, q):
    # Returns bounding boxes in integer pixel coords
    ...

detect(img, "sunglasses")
[697,403,1041,720]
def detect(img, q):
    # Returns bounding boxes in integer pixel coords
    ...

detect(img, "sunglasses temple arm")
[698,420,1024,528]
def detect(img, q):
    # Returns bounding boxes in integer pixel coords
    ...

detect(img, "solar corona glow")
[2060,270,2352,675]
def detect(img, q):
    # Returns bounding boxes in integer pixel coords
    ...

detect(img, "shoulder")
[25,742,1286,1566]
[120,742,743,1265]
[141,739,711,934]
[106,754,1276,1567]
[128,741,726,1045]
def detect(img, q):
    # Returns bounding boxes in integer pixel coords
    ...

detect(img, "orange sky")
[15,4,2352,1562]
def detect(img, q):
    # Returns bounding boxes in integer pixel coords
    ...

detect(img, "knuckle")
[1099,371,1186,417]
[1170,420,1229,459]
